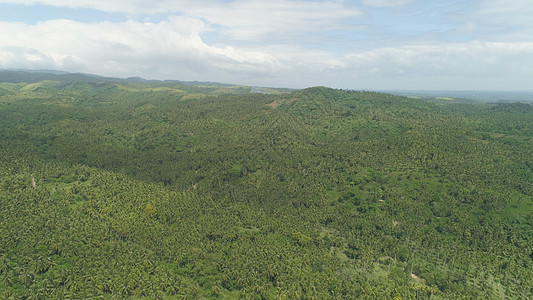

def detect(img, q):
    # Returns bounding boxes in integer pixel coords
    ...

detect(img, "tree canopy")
[1,78,532,299]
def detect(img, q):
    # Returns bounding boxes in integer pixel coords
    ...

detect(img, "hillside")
[0,70,290,95]
[0,76,532,299]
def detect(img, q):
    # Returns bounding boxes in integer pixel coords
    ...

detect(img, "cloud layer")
[0,0,532,90]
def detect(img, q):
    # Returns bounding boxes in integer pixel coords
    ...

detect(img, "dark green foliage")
[1,79,532,299]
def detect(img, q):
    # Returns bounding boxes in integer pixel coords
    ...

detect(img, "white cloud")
[461,0,533,41]
[0,46,56,69]
[1,15,532,90]
[0,0,532,90]
[188,1,362,42]
[2,0,362,43]
[0,18,284,80]
[361,0,413,8]
[0,1,363,44]
[0,0,362,26]
[360,42,533,75]
[0,0,188,14]
[339,41,533,89]
[476,0,533,25]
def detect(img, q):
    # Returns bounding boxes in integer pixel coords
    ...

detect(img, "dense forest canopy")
[1,72,532,299]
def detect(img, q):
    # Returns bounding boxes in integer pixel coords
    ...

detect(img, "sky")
[0,0,532,90]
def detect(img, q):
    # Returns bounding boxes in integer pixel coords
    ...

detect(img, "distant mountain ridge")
[0,69,109,84]
[0,69,298,95]
[3,69,71,75]
[0,69,238,87]
[388,89,533,103]
[4,69,529,102]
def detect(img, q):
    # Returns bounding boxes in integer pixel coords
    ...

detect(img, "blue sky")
[0,0,532,90]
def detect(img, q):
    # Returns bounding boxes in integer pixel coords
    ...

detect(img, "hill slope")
[1,79,532,299]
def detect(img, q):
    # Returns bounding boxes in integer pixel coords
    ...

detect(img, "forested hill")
[0,69,255,90]
[0,70,112,84]
[1,78,532,299]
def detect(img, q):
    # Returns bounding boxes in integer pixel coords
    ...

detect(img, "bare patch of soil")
[411,273,426,283]
[267,97,300,108]
[268,100,283,108]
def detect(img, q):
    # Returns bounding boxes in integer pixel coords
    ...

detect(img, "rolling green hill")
[0,76,532,299]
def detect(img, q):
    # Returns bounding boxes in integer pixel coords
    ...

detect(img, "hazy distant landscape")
[4,69,532,103]
[389,90,533,103]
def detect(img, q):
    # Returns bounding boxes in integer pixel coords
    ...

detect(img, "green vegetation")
[1,74,532,299]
